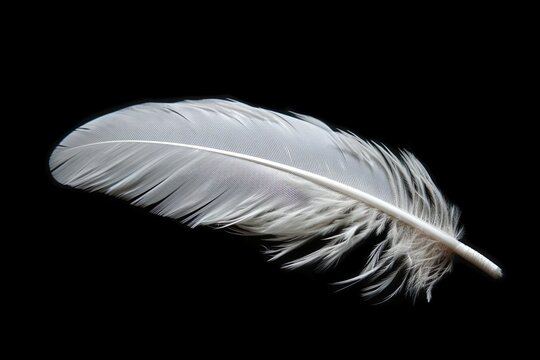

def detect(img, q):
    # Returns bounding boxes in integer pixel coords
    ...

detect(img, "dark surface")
[27,23,527,354]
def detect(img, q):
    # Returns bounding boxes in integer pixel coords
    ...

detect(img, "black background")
[26,12,531,355]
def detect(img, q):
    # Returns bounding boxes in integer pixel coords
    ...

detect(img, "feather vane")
[50,99,502,301]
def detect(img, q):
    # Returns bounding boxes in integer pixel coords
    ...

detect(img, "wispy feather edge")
[250,135,461,302]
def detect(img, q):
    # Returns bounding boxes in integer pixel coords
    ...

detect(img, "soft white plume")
[49,99,501,302]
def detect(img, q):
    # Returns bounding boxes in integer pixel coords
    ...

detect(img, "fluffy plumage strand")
[50,99,502,301]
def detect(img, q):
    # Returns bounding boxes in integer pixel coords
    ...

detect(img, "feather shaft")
[66,139,502,278]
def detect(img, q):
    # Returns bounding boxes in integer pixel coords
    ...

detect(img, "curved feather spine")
[64,139,502,279]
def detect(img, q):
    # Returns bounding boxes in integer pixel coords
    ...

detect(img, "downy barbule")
[49,99,502,302]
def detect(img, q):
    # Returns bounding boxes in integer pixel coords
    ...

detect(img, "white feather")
[49,99,502,301]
